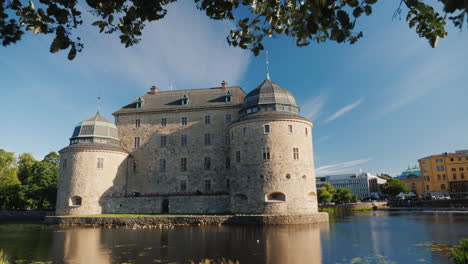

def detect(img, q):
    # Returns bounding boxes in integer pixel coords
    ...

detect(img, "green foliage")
[0,249,10,264]
[318,183,336,204]
[334,188,358,204]
[1,0,467,60]
[450,239,468,264]
[0,149,59,209]
[381,178,410,196]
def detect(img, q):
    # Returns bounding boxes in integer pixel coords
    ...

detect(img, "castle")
[56,77,319,216]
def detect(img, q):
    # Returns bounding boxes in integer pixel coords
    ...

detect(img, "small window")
[180,180,187,192]
[136,97,143,109]
[302,175,307,180]
[453,173,457,180]
[134,137,140,148]
[288,125,293,133]
[424,167,429,172]
[460,167,464,171]
[426,185,430,191]
[293,148,299,160]
[135,119,141,128]
[181,158,187,171]
[226,179,230,189]
[225,114,232,124]
[461,173,465,179]
[266,192,286,202]
[97,158,104,169]
[62,159,67,170]
[263,148,270,160]
[264,125,270,134]
[181,135,187,146]
[305,127,308,136]
[450,158,454,161]
[458,158,462,161]
[236,151,241,162]
[441,184,446,190]
[443,174,447,180]
[161,118,167,127]
[437,174,441,180]
[243,127,248,137]
[225,133,230,145]
[205,115,211,125]
[181,116,187,126]
[160,136,167,147]
[159,159,166,172]
[133,160,139,172]
[234,193,247,203]
[205,179,211,191]
[181,94,189,105]
[204,157,211,170]
[452,168,456,172]
[225,91,232,103]
[285,174,291,180]
[204,133,211,145]
[70,196,82,206]
[225,156,231,169]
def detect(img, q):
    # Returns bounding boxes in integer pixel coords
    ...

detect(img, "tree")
[334,187,358,204]
[43,151,60,167]
[381,178,409,196]
[318,187,333,204]
[1,0,466,60]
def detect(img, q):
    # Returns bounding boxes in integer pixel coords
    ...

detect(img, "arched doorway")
[161,199,169,214]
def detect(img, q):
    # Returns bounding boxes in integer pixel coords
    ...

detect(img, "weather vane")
[97,96,101,114]
[266,50,271,80]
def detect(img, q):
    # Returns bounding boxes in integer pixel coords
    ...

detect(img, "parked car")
[436,195,445,200]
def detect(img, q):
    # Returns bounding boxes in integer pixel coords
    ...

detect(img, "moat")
[1,211,467,264]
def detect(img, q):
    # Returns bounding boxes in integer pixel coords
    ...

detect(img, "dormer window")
[136,97,143,109]
[225,91,232,103]
[181,94,189,106]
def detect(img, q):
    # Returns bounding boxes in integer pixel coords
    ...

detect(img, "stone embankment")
[321,202,387,211]
[44,213,329,227]
[0,210,54,221]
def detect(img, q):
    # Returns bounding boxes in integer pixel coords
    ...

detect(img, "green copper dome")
[70,112,120,145]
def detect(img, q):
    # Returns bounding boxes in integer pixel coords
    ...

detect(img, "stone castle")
[56,77,319,216]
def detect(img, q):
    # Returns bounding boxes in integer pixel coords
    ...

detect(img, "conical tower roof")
[71,111,119,141]
[242,79,298,109]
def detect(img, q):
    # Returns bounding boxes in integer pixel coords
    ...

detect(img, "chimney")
[221,80,227,89]
[150,85,159,94]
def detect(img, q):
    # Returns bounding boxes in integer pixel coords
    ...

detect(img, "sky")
[1,1,467,176]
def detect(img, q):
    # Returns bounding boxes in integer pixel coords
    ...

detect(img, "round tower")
[229,79,318,214]
[56,111,128,216]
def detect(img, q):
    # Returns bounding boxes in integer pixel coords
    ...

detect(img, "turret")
[229,79,317,214]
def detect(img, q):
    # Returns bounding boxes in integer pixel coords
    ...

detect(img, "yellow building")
[418,150,468,198]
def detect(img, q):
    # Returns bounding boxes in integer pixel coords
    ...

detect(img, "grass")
[449,239,468,264]
[0,250,10,264]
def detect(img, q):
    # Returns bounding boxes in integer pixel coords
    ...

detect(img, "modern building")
[316,172,386,199]
[56,76,322,216]
[419,150,468,198]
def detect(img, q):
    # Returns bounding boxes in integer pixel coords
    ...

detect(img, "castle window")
[204,133,211,145]
[181,158,187,171]
[226,156,231,169]
[70,196,82,206]
[236,151,241,162]
[226,179,230,189]
[225,133,230,145]
[441,184,446,190]
[305,127,308,136]
[136,97,143,109]
[134,137,140,148]
[133,160,139,172]
[308,192,316,200]
[180,180,187,192]
[135,119,140,128]
[160,136,167,147]
[97,158,104,169]
[204,157,211,170]
[205,115,211,124]
[181,135,187,146]
[159,159,166,172]
[293,148,299,160]
[181,116,187,126]
[225,90,232,103]
[266,192,286,202]
[288,125,293,133]
[263,148,270,160]
[62,159,67,170]
[264,125,270,134]
[161,118,167,127]
[205,179,211,191]
[285,174,291,180]
[181,94,189,105]
[453,173,457,180]
[243,127,248,137]
[225,114,232,124]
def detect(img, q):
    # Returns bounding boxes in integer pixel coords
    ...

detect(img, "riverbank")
[0,210,54,221]
[44,213,329,227]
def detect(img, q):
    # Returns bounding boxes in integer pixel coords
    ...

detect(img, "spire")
[266,50,270,80]
[97,96,101,114]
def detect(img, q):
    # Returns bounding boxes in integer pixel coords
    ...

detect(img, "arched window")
[70,196,82,206]
[234,194,248,203]
[302,175,307,180]
[441,184,446,190]
[266,192,286,202]
[308,192,316,200]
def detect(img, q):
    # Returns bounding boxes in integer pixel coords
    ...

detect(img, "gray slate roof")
[114,86,246,114]
[242,79,297,109]
[71,112,119,140]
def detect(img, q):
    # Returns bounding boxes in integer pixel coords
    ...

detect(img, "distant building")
[419,150,468,198]
[316,173,386,199]
[397,174,424,198]
[397,165,421,177]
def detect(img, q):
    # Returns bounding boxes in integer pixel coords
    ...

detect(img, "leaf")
[67,46,77,60]
[364,5,372,15]
[353,7,362,18]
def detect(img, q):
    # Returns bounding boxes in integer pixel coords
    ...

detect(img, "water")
[0,211,467,264]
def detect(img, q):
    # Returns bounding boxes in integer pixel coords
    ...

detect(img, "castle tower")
[56,111,128,216]
[229,79,318,214]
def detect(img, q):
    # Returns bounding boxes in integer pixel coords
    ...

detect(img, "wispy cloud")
[315,158,372,175]
[314,136,330,145]
[302,94,327,121]
[323,98,364,124]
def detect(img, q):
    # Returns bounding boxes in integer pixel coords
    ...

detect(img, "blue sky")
[1,1,467,176]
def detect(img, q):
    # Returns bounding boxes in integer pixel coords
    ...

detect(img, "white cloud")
[314,136,330,145]
[323,98,364,124]
[315,158,372,175]
[72,1,250,90]
[301,94,327,121]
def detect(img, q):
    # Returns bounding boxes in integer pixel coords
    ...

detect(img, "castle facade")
[56,78,319,215]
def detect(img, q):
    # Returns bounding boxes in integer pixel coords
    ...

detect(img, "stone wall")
[101,195,230,214]
[0,210,54,221]
[321,202,388,211]
[229,116,317,214]
[56,149,128,216]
